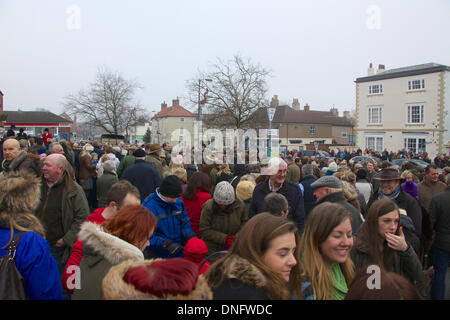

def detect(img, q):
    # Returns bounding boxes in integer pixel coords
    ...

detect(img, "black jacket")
[249,180,306,233]
[429,187,450,251]
[121,159,162,201]
[367,188,422,255]
[315,191,363,235]
[299,175,317,219]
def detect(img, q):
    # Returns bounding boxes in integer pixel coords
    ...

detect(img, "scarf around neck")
[378,185,401,200]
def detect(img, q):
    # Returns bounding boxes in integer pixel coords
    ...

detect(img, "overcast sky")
[1,0,449,118]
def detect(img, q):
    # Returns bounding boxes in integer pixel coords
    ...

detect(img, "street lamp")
[197,78,213,147]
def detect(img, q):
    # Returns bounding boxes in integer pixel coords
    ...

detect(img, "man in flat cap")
[121,148,162,201]
[311,175,363,234]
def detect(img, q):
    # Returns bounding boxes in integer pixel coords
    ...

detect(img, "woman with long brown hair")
[205,212,303,300]
[350,198,423,285]
[299,202,355,300]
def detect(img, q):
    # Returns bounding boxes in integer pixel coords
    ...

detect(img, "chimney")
[292,98,300,110]
[376,64,386,74]
[172,98,180,107]
[343,111,350,119]
[330,107,338,116]
[304,103,310,111]
[161,101,167,110]
[270,95,279,108]
[367,63,375,76]
[0,90,3,113]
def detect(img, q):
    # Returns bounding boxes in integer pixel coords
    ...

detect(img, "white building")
[355,63,450,157]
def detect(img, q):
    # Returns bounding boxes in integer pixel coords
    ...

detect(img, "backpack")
[0,231,28,300]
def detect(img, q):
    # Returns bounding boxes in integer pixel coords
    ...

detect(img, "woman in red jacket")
[181,171,212,238]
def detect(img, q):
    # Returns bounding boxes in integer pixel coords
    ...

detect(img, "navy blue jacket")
[249,180,306,233]
[142,190,196,258]
[122,159,162,201]
[0,228,62,300]
[299,175,317,219]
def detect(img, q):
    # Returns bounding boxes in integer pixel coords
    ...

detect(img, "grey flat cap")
[311,176,342,189]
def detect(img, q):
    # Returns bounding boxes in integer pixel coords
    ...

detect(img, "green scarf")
[330,264,348,300]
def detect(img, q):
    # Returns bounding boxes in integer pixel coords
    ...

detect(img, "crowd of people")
[0,126,449,301]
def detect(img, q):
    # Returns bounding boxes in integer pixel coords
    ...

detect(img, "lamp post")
[197,78,213,148]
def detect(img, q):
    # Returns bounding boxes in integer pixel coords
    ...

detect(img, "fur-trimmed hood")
[0,171,41,214]
[221,255,267,288]
[102,259,213,300]
[78,222,144,266]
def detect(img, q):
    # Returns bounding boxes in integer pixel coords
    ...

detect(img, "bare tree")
[63,67,147,135]
[187,55,270,129]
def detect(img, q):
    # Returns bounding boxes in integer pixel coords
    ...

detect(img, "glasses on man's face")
[277,169,287,175]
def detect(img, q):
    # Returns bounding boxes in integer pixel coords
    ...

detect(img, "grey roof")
[3,111,72,124]
[355,63,450,83]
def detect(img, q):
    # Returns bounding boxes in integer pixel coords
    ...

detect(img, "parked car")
[298,150,335,162]
[349,156,382,166]
[391,158,441,171]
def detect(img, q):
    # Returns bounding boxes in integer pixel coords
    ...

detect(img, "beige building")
[151,99,197,147]
[355,63,450,157]
[250,96,355,151]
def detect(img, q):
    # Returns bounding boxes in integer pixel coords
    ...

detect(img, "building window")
[404,137,426,154]
[365,136,383,152]
[369,84,383,95]
[368,105,382,124]
[341,131,348,138]
[408,79,425,91]
[309,125,316,135]
[180,117,184,122]
[407,104,424,124]
[180,127,184,134]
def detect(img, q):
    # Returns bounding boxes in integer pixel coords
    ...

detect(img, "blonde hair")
[172,167,187,183]
[299,202,355,300]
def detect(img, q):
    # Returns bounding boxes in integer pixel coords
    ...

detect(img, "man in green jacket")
[145,143,164,179]
[286,155,301,183]
[35,154,90,283]
[116,145,136,178]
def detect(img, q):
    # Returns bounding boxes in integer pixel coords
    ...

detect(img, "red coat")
[62,208,105,293]
[42,132,53,145]
[181,187,212,238]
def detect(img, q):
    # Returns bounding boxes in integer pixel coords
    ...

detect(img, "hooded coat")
[0,172,62,300]
[102,259,213,300]
[72,222,144,300]
[208,255,270,300]
[1,150,41,177]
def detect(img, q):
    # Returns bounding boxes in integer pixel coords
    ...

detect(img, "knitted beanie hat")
[213,181,235,206]
[235,180,255,201]
[402,180,419,200]
[159,175,183,198]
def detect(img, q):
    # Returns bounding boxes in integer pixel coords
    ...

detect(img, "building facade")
[151,99,197,147]
[355,63,450,157]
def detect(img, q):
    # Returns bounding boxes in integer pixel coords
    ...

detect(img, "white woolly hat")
[213,181,235,206]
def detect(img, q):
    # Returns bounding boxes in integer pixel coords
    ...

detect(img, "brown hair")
[299,202,355,300]
[353,199,399,271]
[345,265,423,300]
[205,213,303,300]
[106,180,140,207]
[182,171,211,200]
[101,205,156,248]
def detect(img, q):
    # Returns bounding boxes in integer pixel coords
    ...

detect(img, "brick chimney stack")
[172,98,180,107]
[292,98,300,110]
[376,64,386,74]
[368,63,375,76]
[161,101,167,110]
[330,107,338,116]
[270,95,279,108]
[304,103,310,111]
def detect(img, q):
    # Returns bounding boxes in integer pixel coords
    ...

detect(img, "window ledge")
[406,89,426,93]
[367,93,383,97]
